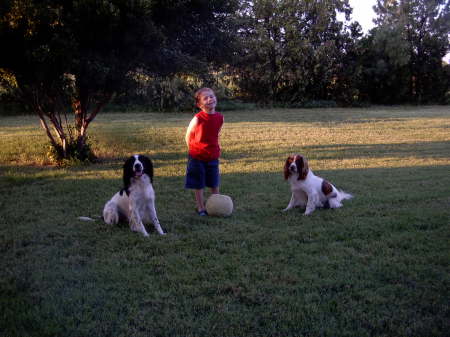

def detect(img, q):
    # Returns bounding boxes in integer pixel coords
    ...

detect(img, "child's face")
[197,90,217,113]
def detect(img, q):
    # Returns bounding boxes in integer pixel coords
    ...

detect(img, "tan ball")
[205,194,233,217]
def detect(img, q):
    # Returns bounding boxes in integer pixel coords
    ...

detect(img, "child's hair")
[194,87,215,106]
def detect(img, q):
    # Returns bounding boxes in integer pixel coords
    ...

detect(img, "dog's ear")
[300,156,309,179]
[297,155,309,180]
[284,156,293,180]
[140,155,154,183]
[123,156,134,193]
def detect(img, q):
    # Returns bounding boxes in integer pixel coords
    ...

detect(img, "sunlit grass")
[1,106,449,171]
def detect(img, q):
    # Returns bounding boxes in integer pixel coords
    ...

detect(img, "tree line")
[0,0,449,161]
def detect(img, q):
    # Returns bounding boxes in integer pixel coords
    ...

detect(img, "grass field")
[1,106,449,337]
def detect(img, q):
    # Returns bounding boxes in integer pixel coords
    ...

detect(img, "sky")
[348,0,377,33]
[348,0,450,63]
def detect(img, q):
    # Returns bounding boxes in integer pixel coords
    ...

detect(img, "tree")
[0,0,238,162]
[232,0,360,104]
[357,25,412,103]
[362,0,450,103]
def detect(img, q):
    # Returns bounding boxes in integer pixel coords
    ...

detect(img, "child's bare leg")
[195,189,206,211]
[211,186,219,194]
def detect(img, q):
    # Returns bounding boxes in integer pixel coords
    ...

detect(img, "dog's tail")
[77,215,102,222]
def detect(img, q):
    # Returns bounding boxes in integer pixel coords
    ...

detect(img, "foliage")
[1,0,449,124]
[359,0,450,104]
[0,0,239,161]
[230,0,449,106]
[1,107,450,336]
[113,74,202,112]
[113,67,241,112]
[232,0,364,105]
[46,138,96,167]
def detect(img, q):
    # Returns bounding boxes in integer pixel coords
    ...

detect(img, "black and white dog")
[103,155,165,236]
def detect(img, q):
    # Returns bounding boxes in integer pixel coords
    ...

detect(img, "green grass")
[1,106,449,337]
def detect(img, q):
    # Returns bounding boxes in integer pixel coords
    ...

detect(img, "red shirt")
[188,111,223,161]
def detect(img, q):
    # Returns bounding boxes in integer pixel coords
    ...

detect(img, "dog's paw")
[103,212,118,225]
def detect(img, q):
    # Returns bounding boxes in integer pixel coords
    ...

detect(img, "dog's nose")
[134,163,142,172]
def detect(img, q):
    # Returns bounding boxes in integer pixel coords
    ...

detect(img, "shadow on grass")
[219,140,450,162]
[1,164,449,234]
[90,139,450,171]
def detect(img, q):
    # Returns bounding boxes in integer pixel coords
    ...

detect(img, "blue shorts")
[185,156,220,189]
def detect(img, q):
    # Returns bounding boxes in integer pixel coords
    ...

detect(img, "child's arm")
[219,116,224,134]
[185,116,198,147]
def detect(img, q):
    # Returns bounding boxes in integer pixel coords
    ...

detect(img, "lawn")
[1,106,449,337]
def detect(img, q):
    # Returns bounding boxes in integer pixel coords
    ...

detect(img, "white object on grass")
[77,216,95,221]
[205,194,233,217]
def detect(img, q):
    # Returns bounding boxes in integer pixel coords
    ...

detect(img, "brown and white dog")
[283,154,353,215]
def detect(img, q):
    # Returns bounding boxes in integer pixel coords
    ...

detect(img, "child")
[185,88,224,216]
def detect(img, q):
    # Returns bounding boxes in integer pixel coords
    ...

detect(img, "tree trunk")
[73,93,113,158]
[34,100,68,159]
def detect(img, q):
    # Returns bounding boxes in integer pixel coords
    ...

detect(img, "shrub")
[46,139,96,166]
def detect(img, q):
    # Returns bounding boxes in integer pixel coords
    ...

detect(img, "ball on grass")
[206,194,233,217]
